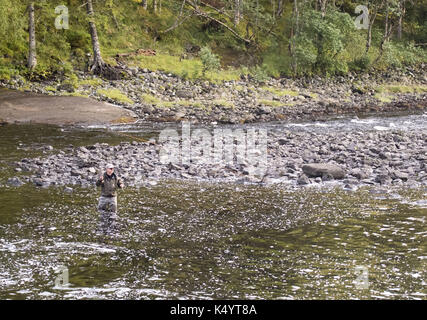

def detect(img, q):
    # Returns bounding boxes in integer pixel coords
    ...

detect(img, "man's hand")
[99,174,104,181]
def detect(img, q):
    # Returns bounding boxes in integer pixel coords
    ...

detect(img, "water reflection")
[0,182,425,299]
[0,120,425,299]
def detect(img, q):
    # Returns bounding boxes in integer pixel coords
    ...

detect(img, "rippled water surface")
[0,116,426,300]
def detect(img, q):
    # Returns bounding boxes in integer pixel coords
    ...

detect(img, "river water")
[0,114,426,300]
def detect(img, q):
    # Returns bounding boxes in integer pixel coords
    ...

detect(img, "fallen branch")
[186,0,251,44]
[161,0,193,34]
[199,0,232,20]
[161,13,194,34]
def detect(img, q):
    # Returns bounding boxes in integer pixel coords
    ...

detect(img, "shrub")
[351,55,372,71]
[200,46,221,75]
[289,7,357,75]
[250,65,269,83]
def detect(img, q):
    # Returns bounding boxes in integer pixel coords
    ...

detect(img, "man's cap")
[106,163,114,169]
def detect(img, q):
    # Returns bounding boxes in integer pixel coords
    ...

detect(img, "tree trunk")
[111,9,119,30]
[86,0,105,73]
[153,0,157,13]
[380,1,391,52]
[271,0,275,18]
[255,0,259,30]
[384,0,389,36]
[366,23,372,53]
[365,4,379,53]
[318,0,327,17]
[397,14,402,39]
[142,0,148,10]
[27,2,37,70]
[294,0,299,34]
[276,0,283,17]
[234,0,241,26]
[289,0,299,75]
[397,0,405,40]
[376,1,394,62]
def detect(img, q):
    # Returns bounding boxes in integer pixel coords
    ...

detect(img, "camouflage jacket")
[96,172,123,197]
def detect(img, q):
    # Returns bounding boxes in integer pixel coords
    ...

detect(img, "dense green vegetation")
[0,0,425,81]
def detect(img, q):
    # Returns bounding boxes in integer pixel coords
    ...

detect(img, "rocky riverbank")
[1,64,426,125]
[6,121,427,190]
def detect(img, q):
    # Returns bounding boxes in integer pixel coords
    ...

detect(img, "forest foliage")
[0,0,425,81]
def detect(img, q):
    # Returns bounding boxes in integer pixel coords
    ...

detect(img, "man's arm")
[96,174,104,187]
[117,177,124,189]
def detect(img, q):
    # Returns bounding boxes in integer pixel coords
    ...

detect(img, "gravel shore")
[1,64,426,125]
[7,121,427,190]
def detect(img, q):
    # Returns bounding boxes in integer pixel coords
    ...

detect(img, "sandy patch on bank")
[0,89,137,125]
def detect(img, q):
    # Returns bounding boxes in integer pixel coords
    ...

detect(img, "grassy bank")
[0,1,426,83]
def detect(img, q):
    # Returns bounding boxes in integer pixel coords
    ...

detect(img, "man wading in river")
[96,164,124,233]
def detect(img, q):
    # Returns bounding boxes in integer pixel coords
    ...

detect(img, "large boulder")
[302,163,346,179]
[176,89,194,99]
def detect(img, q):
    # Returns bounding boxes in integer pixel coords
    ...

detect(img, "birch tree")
[27,2,37,70]
[86,0,105,73]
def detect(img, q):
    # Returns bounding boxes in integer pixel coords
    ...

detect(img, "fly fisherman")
[96,164,124,233]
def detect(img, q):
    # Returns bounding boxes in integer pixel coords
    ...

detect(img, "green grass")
[141,93,175,108]
[141,93,162,104]
[133,54,200,79]
[131,53,242,83]
[97,88,133,105]
[0,64,19,80]
[211,99,235,109]
[375,84,427,94]
[45,86,56,93]
[260,86,299,97]
[307,92,319,99]
[78,78,104,87]
[374,93,393,103]
[374,84,427,104]
[18,85,31,92]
